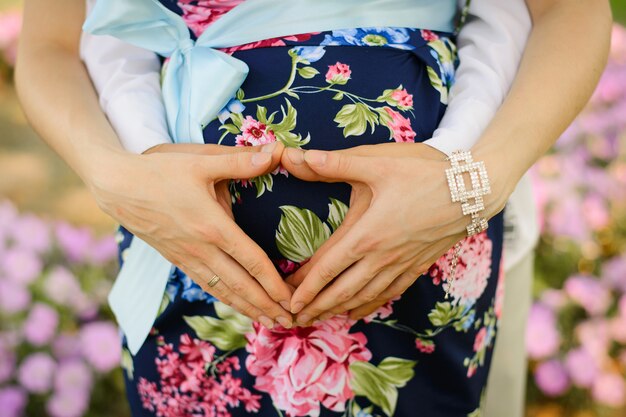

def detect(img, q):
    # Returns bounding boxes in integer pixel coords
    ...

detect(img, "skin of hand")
[278,0,613,326]
[15,0,294,330]
[278,143,508,326]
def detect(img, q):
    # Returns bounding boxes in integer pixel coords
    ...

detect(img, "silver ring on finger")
[207,273,221,287]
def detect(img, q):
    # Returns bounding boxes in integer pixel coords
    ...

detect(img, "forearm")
[14,1,128,187]
[472,0,612,204]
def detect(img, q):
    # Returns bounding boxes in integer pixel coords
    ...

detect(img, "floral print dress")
[115,1,506,416]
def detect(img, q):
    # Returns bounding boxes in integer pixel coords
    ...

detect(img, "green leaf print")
[428,301,464,326]
[236,88,245,101]
[250,173,274,198]
[376,357,417,387]
[332,92,344,101]
[275,205,332,263]
[426,66,448,105]
[183,302,253,351]
[349,358,416,417]
[297,66,320,79]
[326,197,348,232]
[218,123,240,135]
[270,99,311,147]
[334,103,379,138]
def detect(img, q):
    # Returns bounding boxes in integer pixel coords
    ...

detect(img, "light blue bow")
[83,0,457,355]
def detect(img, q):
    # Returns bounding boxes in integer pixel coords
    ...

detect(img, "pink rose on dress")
[245,314,372,417]
[362,295,400,323]
[473,327,487,352]
[382,107,416,143]
[415,339,435,354]
[177,0,244,37]
[420,29,439,42]
[325,62,351,85]
[428,231,493,306]
[390,88,414,110]
[235,116,277,147]
[220,33,317,54]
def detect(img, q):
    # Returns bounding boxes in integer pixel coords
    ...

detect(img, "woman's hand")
[89,142,295,329]
[280,143,509,325]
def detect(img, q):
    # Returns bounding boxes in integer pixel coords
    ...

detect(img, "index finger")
[215,215,293,307]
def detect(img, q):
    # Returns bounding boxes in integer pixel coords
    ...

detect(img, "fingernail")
[252,152,271,166]
[276,316,292,328]
[258,315,274,329]
[297,314,311,325]
[304,150,327,166]
[318,312,333,321]
[280,300,291,311]
[287,147,305,165]
[261,142,277,153]
[291,301,305,314]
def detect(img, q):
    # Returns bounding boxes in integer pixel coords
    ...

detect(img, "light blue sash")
[83,0,457,355]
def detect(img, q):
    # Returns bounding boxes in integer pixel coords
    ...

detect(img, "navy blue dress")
[116,2,505,416]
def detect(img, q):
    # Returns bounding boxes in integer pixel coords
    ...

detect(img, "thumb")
[203,142,281,181]
[302,150,378,184]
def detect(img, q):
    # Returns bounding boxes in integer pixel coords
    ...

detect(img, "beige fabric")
[483,250,535,417]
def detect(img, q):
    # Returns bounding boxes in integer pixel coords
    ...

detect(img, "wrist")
[470,139,520,219]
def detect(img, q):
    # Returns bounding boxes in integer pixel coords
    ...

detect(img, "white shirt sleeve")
[423,0,532,156]
[79,0,171,154]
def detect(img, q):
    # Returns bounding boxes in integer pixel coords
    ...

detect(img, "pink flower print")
[177,0,244,37]
[420,29,439,42]
[244,314,372,417]
[428,231,493,306]
[415,339,435,354]
[235,116,277,147]
[362,295,400,323]
[220,33,317,55]
[473,327,487,352]
[325,62,351,85]
[390,88,414,110]
[382,107,416,143]
[138,334,261,417]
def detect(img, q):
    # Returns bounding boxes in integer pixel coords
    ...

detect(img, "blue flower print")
[165,268,217,304]
[218,98,246,124]
[291,45,326,63]
[321,27,416,50]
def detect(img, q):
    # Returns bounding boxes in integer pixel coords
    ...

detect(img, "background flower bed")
[1,2,626,417]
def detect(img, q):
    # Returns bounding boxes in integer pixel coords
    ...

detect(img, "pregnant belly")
[200,39,452,275]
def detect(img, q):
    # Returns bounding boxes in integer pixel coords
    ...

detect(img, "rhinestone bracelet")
[443,149,492,298]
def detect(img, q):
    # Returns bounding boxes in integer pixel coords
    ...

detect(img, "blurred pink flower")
[54,359,93,394]
[1,247,43,285]
[17,352,56,393]
[576,319,611,364]
[23,302,59,346]
[602,255,626,293]
[54,222,94,264]
[79,321,121,373]
[86,235,118,265]
[539,289,568,310]
[43,266,83,306]
[0,386,27,417]
[8,213,51,254]
[534,359,570,397]
[0,338,16,383]
[0,10,21,66]
[564,348,598,388]
[526,303,561,359]
[46,388,90,417]
[0,280,31,313]
[582,194,610,231]
[52,333,82,361]
[592,373,626,408]
[564,275,611,315]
